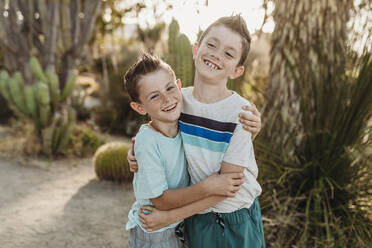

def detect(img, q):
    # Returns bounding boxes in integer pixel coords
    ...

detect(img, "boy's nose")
[211,52,221,61]
[161,93,171,103]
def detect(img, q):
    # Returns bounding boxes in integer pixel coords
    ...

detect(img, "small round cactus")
[93,142,133,183]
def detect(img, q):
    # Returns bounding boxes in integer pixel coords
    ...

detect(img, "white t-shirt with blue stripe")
[180,87,262,213]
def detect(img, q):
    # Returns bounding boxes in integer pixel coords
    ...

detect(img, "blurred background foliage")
[0,0,371,246]
[255,0,371,247]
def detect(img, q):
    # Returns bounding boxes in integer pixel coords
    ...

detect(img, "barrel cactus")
[93,142,133,183]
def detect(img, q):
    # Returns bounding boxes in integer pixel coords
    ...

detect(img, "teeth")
[205,60,218,70]
[164,104,176,111]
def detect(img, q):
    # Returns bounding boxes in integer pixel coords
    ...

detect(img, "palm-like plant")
[257,51,372,247]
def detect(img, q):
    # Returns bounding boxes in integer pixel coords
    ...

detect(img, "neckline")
[147,122,179,139]
[190,87,236,105]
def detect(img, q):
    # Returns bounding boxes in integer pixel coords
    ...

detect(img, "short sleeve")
[222,124,258,178]
[133,133,168,200]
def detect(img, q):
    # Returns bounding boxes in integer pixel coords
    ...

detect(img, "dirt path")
[0,156,135,248]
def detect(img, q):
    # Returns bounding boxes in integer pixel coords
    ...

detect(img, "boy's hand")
[203,173,244,197]
[139,206,173,232]
[239,104,261,140]
[127,137,138,172]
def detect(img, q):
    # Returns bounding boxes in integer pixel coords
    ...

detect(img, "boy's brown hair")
[198,14,251,66]
[124,53,175,102]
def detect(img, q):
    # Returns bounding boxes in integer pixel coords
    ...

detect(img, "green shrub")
[257,52,372,247]
[0,121,41,156]
[93,142,133,183]
[92,45,146,136]
[70,88,91,121]
[64,125,105,157]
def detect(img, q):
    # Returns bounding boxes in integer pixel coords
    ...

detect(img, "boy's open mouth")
[203,59,221,70]
[162,103,177,112]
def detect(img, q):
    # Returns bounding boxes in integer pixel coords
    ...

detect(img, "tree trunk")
[262,0,353,147]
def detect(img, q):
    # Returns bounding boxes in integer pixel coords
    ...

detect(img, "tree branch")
[76,0,101,55]
[43,1,59,72]
[70,0,81,47]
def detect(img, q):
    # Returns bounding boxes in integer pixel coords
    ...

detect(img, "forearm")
[151,180,211,211]
[166,195,227,224]
[220,161,245,174]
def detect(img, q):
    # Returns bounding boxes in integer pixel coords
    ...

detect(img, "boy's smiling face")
[193,24,245,83]
[130,68,182,124]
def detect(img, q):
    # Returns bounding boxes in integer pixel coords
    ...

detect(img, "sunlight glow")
[121,0,275,42]
[165,0,274,42]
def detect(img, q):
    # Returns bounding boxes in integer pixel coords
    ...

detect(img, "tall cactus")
[168,19,180,55]
[46,70,60,112]
[166,19,194,87]
[24,85,37,116]
[30,57,48,82]
[0,71,11,102]
[56,107,76,152]
[9,72,27,113]
[0,56,77,156]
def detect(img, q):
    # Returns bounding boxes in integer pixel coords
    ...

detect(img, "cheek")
[145,101,159,110]
[227,62,238,72]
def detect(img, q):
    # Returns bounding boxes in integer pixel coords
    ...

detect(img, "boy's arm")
[127,137,138,172]
[139,195,227,232]
[220,161,245,174]
[150,172,244,211]
[222,117,258,177]
[139,161,247,231]
[239,105,261,140]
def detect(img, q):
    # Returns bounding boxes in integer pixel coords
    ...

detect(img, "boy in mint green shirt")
[125,124,189,234]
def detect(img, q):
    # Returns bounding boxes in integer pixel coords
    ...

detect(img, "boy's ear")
[192,43,199,58]
[229,65,245,80]
[176,79,182,89]
[130,101,147,115]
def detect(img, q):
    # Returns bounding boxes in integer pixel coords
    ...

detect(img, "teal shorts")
[185,198,265,248]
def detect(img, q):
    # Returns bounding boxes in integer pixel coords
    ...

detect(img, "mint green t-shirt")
[126,124,189,233]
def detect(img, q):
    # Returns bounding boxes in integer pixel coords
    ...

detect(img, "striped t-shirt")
[180,87,262,213]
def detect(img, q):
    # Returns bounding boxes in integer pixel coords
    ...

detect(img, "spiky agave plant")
[257,51,372,247]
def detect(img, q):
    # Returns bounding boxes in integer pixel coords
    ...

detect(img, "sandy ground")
[0,129,135,248]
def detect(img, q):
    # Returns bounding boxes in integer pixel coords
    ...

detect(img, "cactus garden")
[0,1,370,248]
[0,57,78,156]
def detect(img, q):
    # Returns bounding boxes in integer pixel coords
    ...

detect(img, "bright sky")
[120,0,275,43]
[167,0,275,42]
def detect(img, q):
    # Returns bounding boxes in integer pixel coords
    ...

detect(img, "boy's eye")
[150,94,159,100]
[225,52,234,58]
[167,86,175,91]
[207,43,216,48]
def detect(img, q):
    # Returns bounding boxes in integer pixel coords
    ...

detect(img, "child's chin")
[162,113,181,122]
[198,68,219,78]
